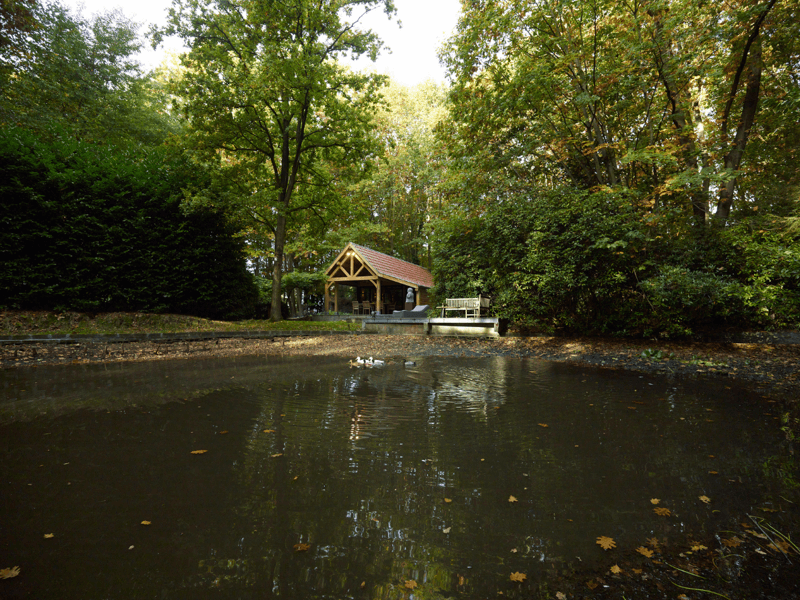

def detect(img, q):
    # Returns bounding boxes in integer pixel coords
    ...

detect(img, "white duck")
[369,357,385,366]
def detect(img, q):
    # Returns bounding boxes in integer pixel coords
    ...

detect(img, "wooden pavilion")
[324,243,434,314]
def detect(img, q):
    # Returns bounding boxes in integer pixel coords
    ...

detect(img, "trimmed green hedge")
[0,126,258,318]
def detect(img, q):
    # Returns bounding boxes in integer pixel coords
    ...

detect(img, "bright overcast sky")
[63,0,462,87]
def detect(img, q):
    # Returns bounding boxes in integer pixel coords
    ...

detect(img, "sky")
[63,0,462,87]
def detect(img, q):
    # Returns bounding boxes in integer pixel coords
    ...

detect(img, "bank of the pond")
[2,329,798,400]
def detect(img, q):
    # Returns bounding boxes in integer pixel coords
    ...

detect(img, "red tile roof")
[350,243,434,289]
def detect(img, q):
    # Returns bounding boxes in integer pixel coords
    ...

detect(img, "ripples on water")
[0,355,792,599]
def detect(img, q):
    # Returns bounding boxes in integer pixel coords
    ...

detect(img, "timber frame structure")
[324,243,433,314]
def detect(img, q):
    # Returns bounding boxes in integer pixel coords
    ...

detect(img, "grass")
[0,311,361,335]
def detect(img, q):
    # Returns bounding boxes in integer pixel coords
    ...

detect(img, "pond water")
[0,355,795,599]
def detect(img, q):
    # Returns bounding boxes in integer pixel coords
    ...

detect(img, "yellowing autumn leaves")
[596,536,616,550]
[0,566,20,579]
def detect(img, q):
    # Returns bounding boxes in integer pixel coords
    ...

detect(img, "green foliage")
[0,126,258,318]
[431,186,800,336]
[1,1,179,145]
[158,0,395,320]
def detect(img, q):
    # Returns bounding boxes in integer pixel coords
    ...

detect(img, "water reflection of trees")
[188,358,786,598]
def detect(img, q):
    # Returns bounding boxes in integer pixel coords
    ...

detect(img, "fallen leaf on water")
[190,450,207,454]
[755,548,767,555]
[632,568,643,574]
[510,548,518,553]
[510,572,526,583]
[271,453,283,458]
[596,536,616,550]
[646,537,659,548]
[404,580,418,589]
[360,581,366,588]
[636,546,654,558]
[650,498,660,505]
[759,507,779,513]
[709,470,719,474]
[1,566,21,579]
[610,565,622,574]
[769,540,790,553]
[654,507,671,516]
[748,531,768,540]
[219,430,228,435]
[699,495,711,504]
[263,429,275,433]
[691,544,708,551]
[140,521,151,526]
[556,593,567,600]
[443,527,451,534]
[722,537,742,548]
[586,580,598,590]
[293,543,311,552]
[508,495,518,503]
[44,533,54,538]
[444,498,452,503]
[538,423,548,428]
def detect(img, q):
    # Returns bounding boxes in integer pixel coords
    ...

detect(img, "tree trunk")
[715,36,763,223]
[270,212,287,322]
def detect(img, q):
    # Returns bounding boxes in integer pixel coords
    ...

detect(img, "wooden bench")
[439,296,490,318]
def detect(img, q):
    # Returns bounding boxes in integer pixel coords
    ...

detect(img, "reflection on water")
[0,355,795,599]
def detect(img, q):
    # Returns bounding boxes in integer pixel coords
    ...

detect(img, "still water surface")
[0,355,792,598]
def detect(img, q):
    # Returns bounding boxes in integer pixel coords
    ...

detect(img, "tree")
[350,79,448,265]
[440,0,799,225]
[0,1,174,143]
[157,0,395,321]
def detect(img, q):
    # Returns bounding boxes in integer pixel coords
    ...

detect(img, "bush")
[0,126,259,319]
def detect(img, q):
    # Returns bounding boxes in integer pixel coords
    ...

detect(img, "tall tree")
[440,0,798,225]
[157,0,395,321]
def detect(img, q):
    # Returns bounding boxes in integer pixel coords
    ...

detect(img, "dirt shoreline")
[2,332,799,399]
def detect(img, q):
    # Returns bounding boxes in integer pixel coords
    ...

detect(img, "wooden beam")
[328,276,377,282]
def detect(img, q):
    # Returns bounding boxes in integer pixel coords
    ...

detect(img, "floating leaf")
[586,580,598,590]
[654,507,671,516]
[263,429,276,433]
[691,544,708,551]
[722,537,743,548]
[293,543,311,552]
[444,498,452,503]
[650,498,660,505]
[510,572,526,582]
[632,568,643,574]
[0,566,21,579]
[708,471,718,474]
[596,536,616,550]
[443,527,451,534]
[699,495,711,504]
[610,565,622,574]
[404,580,418,589]
[219,430,228,435]
[140,521,151,526]
[43,533,54,538]
[510,548,518,553]
[556,593,567,600]
[271,453,283,458]
[538,423,549,428]
[508,495,518,503]
[646,537,659,548]
[636,546,654,558]
[190,450,207,454]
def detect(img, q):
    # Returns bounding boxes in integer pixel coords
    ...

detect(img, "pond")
[0,355,796,598]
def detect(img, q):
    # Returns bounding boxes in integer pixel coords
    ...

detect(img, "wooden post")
[334,284,339,314]
[376,279,381,314]
[324,281,330,313]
